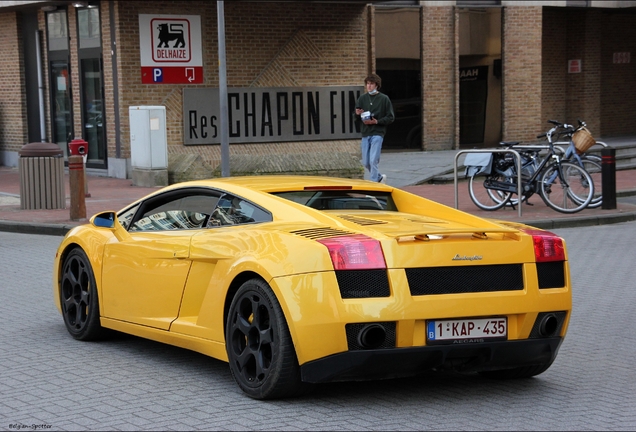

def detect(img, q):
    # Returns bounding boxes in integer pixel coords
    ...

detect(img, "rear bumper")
[300,337,563,383]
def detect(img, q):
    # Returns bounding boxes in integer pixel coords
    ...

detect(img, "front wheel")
[468,174,512,211]
[539,161,594,213]
[226,278,306,399]
[60,248,105,341]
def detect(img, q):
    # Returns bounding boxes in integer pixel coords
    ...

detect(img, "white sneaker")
[379,174,387,184]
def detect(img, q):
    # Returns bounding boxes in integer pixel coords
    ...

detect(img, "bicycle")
[467,121,595,213]
[553,120,603,208]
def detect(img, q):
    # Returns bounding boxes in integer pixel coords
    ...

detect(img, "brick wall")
[113,1,368,170]
[0,12,27,153]
[421,6,456,151]
[542,7,634,139]
[601,10,636,137]
[502,6,543,143]
[566,9,602,134]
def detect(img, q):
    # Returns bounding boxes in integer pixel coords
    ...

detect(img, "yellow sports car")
[53,176,571,399]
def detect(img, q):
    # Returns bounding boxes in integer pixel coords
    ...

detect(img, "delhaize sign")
[139,14,203,84]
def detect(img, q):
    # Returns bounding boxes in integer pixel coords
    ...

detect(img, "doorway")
[374,6,422,150]
[50,61,73,153]
[458,7,502,148]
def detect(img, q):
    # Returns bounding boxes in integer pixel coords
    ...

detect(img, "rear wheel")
[539,161,594,213]
[226,278,306,399]
[60,248,104,341]
[468,174,512,211]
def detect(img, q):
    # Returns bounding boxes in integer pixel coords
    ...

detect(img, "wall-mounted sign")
[459,66,489,82]
[183,86,364,145]
[613,52,631,64]
[568,59,582,74]
[139,14,203,84]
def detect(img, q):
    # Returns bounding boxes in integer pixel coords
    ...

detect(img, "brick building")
[0,0,634,183]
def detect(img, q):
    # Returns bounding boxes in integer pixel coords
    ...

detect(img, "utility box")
[129,106,168,187]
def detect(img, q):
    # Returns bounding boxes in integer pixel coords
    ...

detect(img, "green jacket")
[355,91,395,137]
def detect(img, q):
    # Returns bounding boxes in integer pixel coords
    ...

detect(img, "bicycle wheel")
[486,180,528,207]
[539,161,594,213]
[468,174,512,211]
[579,157,602,208]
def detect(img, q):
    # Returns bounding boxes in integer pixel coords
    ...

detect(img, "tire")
[579,157,602,208]
[479,359,554,380]
[539,161,594,213]
[226,278,306,399]
[468,174,511,211]
[59,248,105,341]
[488,187,529,208]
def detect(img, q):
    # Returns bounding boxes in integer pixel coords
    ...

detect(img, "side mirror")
[92,212,115,228]
[90,211,132,242]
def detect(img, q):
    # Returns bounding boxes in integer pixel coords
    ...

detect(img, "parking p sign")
[139,14,203,84]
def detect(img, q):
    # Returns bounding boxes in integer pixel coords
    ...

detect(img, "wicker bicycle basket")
[572,127,596,154]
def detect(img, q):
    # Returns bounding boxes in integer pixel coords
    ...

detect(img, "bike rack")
[454,149,524,217]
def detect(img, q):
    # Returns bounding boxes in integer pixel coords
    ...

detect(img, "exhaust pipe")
[357,324,386,349]
[538,313,558,337]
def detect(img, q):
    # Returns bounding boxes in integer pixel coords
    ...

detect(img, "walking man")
[355,73,394,183]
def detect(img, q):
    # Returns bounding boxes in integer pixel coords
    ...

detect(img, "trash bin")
[19,142,66,210]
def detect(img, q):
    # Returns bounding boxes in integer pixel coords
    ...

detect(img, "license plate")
[427,317,507,344]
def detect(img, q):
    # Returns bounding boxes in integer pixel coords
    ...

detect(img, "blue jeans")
[361,135,384,182]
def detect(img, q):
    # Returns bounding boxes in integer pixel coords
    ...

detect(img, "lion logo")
[157,23,185,48]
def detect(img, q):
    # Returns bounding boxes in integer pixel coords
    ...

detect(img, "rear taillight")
[521,228,565,262]
[317,234,386,270]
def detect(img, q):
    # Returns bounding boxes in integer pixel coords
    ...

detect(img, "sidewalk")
[1,148,636,236]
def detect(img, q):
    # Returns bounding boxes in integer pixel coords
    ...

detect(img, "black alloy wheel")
[226,278,305,399]
[60,248,104,341]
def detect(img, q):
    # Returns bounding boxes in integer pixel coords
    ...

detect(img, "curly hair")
[364,73,382,89]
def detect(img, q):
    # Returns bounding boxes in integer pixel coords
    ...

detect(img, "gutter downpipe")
[35,30,46,142]
[218,1,230,177]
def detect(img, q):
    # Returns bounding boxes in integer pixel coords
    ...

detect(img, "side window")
[129,192,220,232]
[118,203,140,230]
[208,194,272,227]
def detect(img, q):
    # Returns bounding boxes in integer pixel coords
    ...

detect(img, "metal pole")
[217,1,230,177]
[601,147,617,210]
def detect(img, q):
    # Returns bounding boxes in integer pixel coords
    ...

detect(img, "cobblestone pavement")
[1,222,635,431]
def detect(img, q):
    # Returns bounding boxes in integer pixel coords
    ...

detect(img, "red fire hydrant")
[68,139,87,220]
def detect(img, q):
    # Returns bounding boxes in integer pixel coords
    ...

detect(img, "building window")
[76,3,106,168]
[47,10,68,51]
[78,7,101,49]
[46,9,72,156]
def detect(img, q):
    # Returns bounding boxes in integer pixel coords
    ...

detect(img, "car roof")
[165,175,394,194]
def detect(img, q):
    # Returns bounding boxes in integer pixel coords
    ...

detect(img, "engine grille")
[537,261,565,288]
[338,215,388,226]
[289,227,354,239]
[335,269,391,298]
[406,264,524,296]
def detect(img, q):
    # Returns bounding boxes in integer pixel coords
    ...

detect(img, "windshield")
[272,190,397,211]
